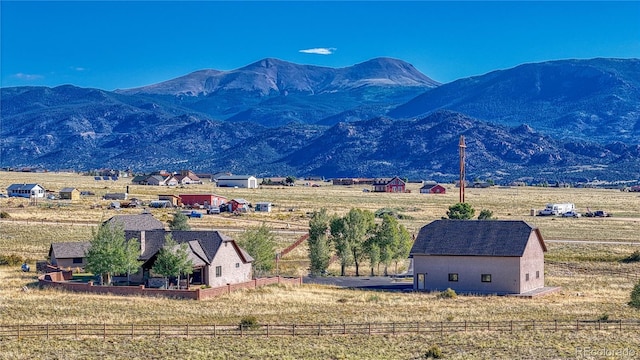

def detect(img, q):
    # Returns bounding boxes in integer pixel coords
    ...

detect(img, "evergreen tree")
[478,209,495,220]
[152,234,194,289]
[169,210,191,230]
[446,202,475,219]
[308,208,332,276]
[238,223,276,276]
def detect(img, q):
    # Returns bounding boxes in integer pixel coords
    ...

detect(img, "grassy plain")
[1,171,640,358]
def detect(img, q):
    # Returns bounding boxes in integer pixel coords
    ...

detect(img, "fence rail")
[2,320,639,339]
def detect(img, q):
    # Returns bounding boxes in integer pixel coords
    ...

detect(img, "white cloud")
[299,47,337,55]
[12,73,43,81]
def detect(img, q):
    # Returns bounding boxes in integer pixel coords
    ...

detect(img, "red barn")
[372,176,406,193]
[179,194,227,208]
[420,184,446,194]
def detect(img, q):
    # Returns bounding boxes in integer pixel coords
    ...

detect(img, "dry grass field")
[1,171,639,358]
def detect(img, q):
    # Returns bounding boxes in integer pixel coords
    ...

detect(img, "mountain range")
[1,57,639,183]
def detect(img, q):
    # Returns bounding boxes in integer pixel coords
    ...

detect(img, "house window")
[72,257,83,264]
[235,263,240,268]
[481,274,492,283]
[536,271,540,279]
[525,273,530,281]
[448,273,458,282]
[215,266,222,277]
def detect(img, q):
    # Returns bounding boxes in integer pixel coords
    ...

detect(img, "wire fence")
[2,319,639,339]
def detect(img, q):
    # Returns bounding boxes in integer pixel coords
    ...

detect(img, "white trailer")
[538,203,575,216]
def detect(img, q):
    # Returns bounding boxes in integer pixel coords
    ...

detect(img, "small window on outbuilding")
[448,273,458,282]
[536,271,540,279]
[216,266,222,277]
[72,257,83,264]
[235,263,240,268]
[526,273,530,281]
[481,274,492,283]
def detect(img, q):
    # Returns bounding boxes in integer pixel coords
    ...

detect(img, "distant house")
[372,176,406,193]
[7,183,46,198]
[49,242,92,269]
[217,175,258,189]
[59,187,81,200]
[472,181,491,188]
[174,170,202,185]
[261,177,287,186]
[420,184,446,194]
[179,194,227,208]
[410,220,547,295]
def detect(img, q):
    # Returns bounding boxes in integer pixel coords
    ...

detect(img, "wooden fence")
[2,320,639,339]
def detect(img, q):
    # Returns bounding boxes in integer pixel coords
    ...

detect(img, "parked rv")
[538,203,575,216]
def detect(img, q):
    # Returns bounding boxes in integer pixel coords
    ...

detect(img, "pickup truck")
[187,211,203,218]
[584,210,611,217]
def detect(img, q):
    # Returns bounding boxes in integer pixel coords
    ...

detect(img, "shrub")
[598,313,609,321]
[0,211,10,218]
[622,251,640,263]
[239,315,260,330]
[0,254,25,266]
[423,344,443,359]
[630,281,640,309]
[438,288,457,299]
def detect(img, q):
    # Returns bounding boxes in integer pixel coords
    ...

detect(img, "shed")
[420,184,446,194]
[255,202,272,212]
[49,242,92,268]
[7,183,46,198]
[179,194,227,208]
[59,187,81,200]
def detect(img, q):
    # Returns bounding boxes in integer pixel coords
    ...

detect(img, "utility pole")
[459,135,466,203]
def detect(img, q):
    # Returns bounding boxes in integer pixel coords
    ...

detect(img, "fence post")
[240,324,243,337]
[75,323,78,339]
[368,323,371,335]
[103,323,106,340]
[555,320,557,332]
[510,320,513,333]
[17,324,20,340]
[213,324,216,337]
[464,321,467,332]
[619,320,622,331]
[131,324,134,338]
[46,324,49,339]
[416,322,420,334]
[266,324,269,337]
[576,320,579,331]
[532,320,535,331]
[487,321,490,331]
[186,324,189,338]
[293,324,296,336]
[318,324,321,336]
[598,320,601,331]
[343,323,346,335]
[392,323,395,335]
[158,324,161,337]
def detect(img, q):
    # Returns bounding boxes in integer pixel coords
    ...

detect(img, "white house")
[410,220,547,295]
[7,183,46,198]
[217,175,258,189]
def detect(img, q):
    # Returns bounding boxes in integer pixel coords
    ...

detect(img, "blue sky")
[2,1,639,90]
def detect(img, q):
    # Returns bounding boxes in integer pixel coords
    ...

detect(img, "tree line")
[308,208,413,277]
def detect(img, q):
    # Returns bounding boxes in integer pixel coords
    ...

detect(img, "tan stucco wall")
[518,232,545,292]
[206,242,252,287]
[413,255,521,294]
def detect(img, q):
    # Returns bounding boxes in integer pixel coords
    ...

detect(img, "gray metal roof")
[410,220,546,257]
[49,242,92,259]
[105,214,165,231]
[133,230,254,263]
[60,187,77,193]
[7,183,43,191]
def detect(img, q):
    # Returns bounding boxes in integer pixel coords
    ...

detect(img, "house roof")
[135,230,254,263]
[410,220,546,257]
[7,183,43,191]
[105,214,165,231]
[60,187,77,193]
[231,198,249,204]
[218,175,256,180]
[131,175,149,182]
[49,242,92,259]
[420,184,445,190]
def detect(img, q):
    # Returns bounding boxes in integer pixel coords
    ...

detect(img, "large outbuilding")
[216,175,258,189]
[7,183,45,198]
[410,220,546,295]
